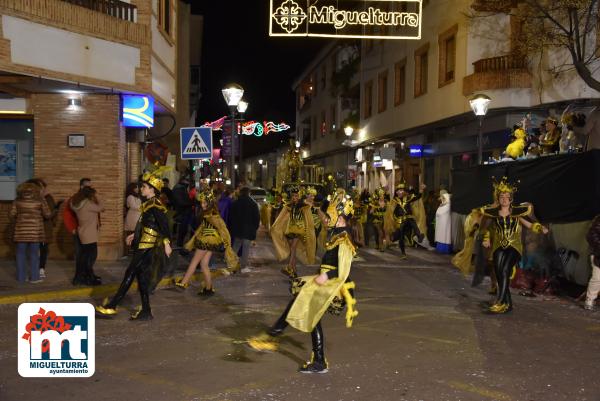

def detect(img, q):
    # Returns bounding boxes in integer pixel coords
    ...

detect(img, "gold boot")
[95,298,117,316]
[488,303,509,314]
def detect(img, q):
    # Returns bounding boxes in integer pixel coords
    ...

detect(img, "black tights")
[393,219,422,254]
[107,250,152,312]
[493,247,521,307]
[269,299,325,363]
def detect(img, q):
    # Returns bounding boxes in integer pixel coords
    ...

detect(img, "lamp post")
[258,159,263,187]
[469,93,491,165]
[222,83,244,188]
[343,126,354,190]
[237,100,248,183]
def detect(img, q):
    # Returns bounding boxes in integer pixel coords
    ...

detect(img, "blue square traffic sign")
[180,127,212,160]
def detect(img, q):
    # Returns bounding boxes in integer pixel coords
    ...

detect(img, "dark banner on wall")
[269,0,422,39]
[451,150,600,223]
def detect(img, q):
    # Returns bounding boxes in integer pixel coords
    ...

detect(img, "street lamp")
[237,100,249,183]
[469,93,491,165]
[342,126,356,190]
[222,83,244,187]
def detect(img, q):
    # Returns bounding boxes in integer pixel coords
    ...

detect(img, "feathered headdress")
[305,185,318,196]
[142,163,172,192]
[336,195,354,219]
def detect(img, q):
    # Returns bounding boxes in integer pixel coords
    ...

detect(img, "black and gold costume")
[285,203,308,240]
[185,211,239,270]
[97,197,170,320]
[385,192,424,256]
[480,204,533,313]
[369,193,387,251]
[270,199,316,268]
[250,227,357,373]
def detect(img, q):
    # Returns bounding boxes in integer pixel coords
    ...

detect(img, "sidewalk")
[0,252,230,305]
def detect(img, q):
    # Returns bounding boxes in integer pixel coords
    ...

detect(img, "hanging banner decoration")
[269,0,422,40]
[241,121,291,137]
[201,117,290,137]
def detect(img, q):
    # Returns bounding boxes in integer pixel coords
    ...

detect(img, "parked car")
[250,187,267,205]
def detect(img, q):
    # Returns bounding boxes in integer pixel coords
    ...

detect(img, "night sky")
[192,2,326,157]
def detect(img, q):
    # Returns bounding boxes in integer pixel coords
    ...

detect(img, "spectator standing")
[584,215,600,310]
[229,187,260,273]
[28,178,58,279]
[10,182,51,283]
[63,178,92,282]
[70,186,104,285]
[434,190,452,254]
[218,188,233,228]
[124,183,141,235]
[171,177,194,248]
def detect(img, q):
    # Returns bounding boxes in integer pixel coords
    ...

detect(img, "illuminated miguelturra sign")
[269,0,422,39]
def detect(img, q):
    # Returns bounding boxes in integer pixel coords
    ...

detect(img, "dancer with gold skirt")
[175,190,239,296]
[270,186,316,279]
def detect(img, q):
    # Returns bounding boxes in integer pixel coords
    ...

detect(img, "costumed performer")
[304,186,328,252]
[270,186,316,279]
[540,117,561,154]
[480,177,549,314]
[248,197,358,374]
[369,188,388,251]
[385,182,425,259]
[451,208,484,276]
[96,167,172,320]
[175,190,239,296]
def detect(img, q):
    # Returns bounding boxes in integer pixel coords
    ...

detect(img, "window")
[321,63,327,90]
[321,110,327,136]
[394,59,406,106]
[414,43,429,97]
[364,80,373,119]
[439,25,458,87]
[330,103,337,131]
[158,0,173,38]
[378,70,388,113]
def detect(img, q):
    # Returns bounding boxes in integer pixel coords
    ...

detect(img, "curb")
[0,269,233,306]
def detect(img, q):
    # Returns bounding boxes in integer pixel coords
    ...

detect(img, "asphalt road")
[1,238,599,401]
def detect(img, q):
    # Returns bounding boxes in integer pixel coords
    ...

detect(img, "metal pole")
[477,115,484,165]
[230,110,236,188]
[346,147,350,190]
[239,115,244,184]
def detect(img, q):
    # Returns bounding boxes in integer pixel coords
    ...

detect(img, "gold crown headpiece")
[196,190,215,204]
[305,185,318,196]
[142,163,172,192]
[395,181,406,191]
[492,176,518,199]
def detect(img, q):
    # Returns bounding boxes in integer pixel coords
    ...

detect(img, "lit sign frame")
[122,95,154,128]
[269,0,422,40]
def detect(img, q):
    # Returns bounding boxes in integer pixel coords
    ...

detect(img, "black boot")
[131,290,153,321]
[299,322,328,373]
[268,300,294,336]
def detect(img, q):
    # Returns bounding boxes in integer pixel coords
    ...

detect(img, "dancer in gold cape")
[385,182,426,259]
[248,197,358,374]
[451,208,484,276]
[369,188,388,251]
[270,186,316,278]
[175,190,239,296]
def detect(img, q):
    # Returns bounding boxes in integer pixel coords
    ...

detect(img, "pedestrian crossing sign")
[180,127,213,160]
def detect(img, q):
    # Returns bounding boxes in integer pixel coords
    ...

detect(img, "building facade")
[292,0,599,194]
[0,0,197,260]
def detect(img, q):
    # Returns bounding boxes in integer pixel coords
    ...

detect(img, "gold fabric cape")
[451,209,482,276]
[384,197,427,236]
[260,203,271,229]
[286,232,356,332]
[270,206,316,265]
[184,213,240,270]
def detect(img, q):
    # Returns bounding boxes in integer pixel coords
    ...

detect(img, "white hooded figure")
[435,190,452,254]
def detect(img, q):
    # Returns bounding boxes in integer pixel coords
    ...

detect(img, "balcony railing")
[62,0,136,22]
[463,54,531,95]
[473,54,527,73]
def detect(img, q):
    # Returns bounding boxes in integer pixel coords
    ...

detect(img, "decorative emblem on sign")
[269,0,422,40]
[273,0,307,34]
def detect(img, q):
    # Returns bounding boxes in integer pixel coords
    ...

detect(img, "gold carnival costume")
[451,209,484,276]
[185,191,239,272]
[270,187,316,276]
[248,196,358,374]
[369,188,388,251]
[474,177,547,314]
